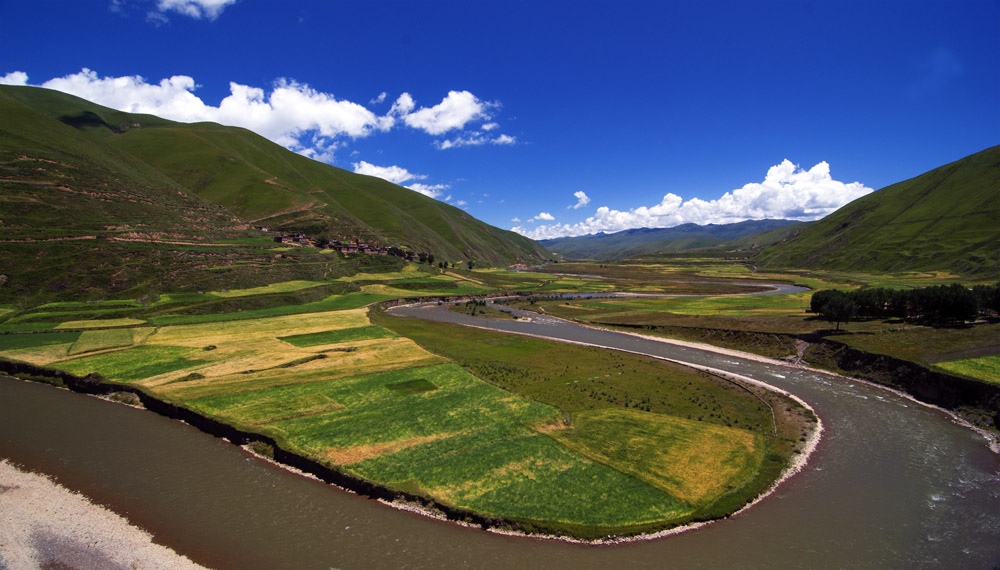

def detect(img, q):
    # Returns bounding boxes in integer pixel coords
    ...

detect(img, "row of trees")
[810,283,1000,329]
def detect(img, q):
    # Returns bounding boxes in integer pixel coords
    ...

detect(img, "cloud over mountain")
[513,160,873,239]
[352,161,448,199]
[6,69,511,165]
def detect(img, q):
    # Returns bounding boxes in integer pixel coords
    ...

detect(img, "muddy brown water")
[2,299,999,569]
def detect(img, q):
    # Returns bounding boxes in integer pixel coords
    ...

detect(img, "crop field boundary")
[0,359,771,544]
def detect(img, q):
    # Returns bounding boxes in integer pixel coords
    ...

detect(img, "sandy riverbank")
[0,459,209,570]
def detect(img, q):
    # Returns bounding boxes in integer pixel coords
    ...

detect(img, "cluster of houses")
[267,229,422,261]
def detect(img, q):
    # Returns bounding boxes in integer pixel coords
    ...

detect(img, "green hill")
[754,145,1000,277]
[540,219,801,260]
[0,85,547,300]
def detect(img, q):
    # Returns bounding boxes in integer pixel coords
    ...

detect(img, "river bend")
[1,290,998,569]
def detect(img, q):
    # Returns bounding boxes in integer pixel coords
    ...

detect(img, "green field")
[279,326,397,347]
[933,356,1000,385]
[67,327,144,355]
[57,345,205,382]
[0,266,822,538]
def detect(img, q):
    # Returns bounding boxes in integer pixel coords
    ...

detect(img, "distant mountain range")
[540,219,805,260]
[755,145,1000,277]
[0,85,547,267]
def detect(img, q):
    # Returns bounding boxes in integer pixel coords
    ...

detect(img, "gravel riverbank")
[0,459,209,570]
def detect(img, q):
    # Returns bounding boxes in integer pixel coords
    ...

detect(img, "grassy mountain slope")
[540,219,800,260]
[755,145,1000,277]
[0,85,547,267]
[727,221,811,251]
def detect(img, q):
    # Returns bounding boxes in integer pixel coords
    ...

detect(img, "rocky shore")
[0,459,209,570]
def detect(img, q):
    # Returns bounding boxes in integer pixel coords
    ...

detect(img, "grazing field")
[0,331,81,351]
[57,345,206,382]
[0,268,821,538]
[377,308,814,529]
[278,326,397,347]
[207,280,327,298]
[546,408,763,505]
[67,327,148,355]
[55,317,147,329]
[186,363,690,531]
[932,356,1000,385]
[831,323,1000,367]
[378,310,778,433]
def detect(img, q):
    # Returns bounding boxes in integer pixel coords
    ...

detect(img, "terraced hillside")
[0,85,548,302]
[755,145,1000,277]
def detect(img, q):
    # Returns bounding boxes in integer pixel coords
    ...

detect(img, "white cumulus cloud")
[351,161,448,199]
[435,132,516,150]
[513,160,873,240]
[154,0,238,20]
[534,212,555,221]
[407,183,449,199]
[569,190,590,210]
[401,90,487,135]
[10,68,510,165]
[0,71,28,85]
[352,161,426,185]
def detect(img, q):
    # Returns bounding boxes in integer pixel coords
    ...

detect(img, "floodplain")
[7,257,989,538]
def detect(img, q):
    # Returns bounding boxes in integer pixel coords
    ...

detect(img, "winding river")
[2,286,999,569]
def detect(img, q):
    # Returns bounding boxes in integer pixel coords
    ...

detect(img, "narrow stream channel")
[1,296,998,569]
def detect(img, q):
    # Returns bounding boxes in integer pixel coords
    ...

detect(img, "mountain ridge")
[0,85,548,266]
[0,85,547,302]
[540,219,803,260]
[754,145,1000,277]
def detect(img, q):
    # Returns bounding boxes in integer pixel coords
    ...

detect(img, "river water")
[2,299,999,569]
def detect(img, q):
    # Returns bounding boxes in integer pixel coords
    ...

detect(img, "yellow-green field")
[55,317,148,329]
[207,280,327,298]
[0,267,821,538]
[937,356,1000,385]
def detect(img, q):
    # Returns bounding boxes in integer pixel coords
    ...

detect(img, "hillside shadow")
[58,111,113,133]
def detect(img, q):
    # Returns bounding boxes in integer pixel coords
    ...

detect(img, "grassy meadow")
[0,262,828,537]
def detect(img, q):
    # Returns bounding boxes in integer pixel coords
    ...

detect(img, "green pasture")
[146,292,395,326]
[336,266,430,282]
[188,363,688,530]
[279,326,397,347]
[834,323,1000,366]
[0,268,826,538]
[936,356,1000,385]
[208,280,327,298]
[377,311,776,434]
[360,282,493,298]
[57,345,205,383]
[55,317,147,329]
[67,327,145,355]
[549,408,763,506]
[5,306,143,324]
[0,331,81,351]
[352,424,687,529]
[525,291,811,322]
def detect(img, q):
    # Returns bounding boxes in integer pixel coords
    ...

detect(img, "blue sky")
[2,0,997,239]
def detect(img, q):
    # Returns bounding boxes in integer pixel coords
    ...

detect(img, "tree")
[811,289,856,331]
[824,294,856,331]
[467,260,474,270]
